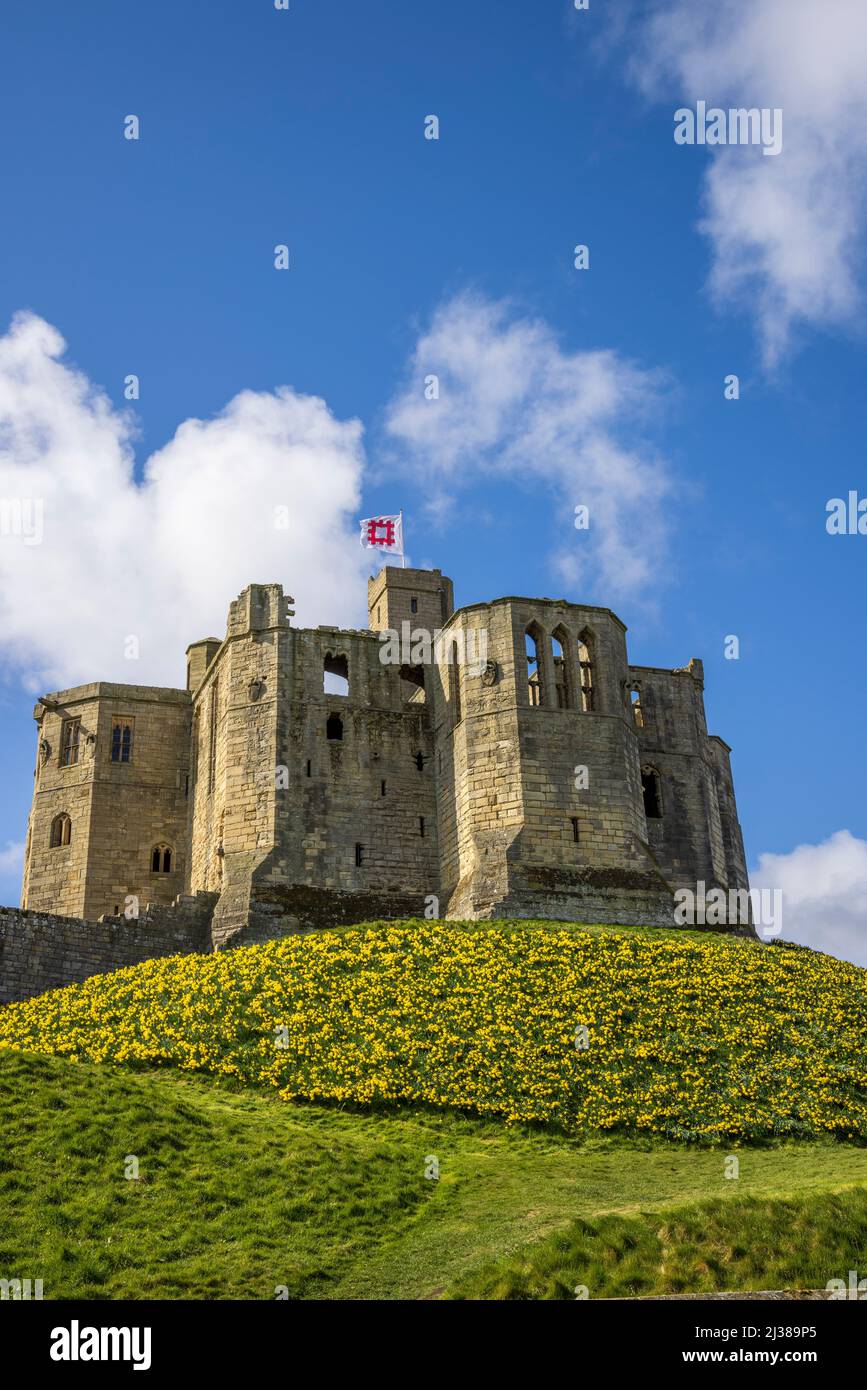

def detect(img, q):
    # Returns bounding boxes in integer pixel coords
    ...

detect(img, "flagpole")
[400,509,406,568]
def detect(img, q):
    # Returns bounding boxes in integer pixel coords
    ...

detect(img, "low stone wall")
[0,894,217,1004]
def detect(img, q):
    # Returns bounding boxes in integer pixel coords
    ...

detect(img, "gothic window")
[326,712,343,741]
[110,719,133,763]
[642,768,663,818]
[60,719,81,767]
[50,813,71,848]
[324,652,349,696]
[151,844,173,872]
[577,630,595,712]
[628,686,644,729]
[552,628,571,709]
[525,625,545,707]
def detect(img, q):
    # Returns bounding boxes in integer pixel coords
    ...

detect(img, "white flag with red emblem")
[359,513,404,555]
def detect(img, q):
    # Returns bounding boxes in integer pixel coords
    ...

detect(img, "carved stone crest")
[481,660,499,687]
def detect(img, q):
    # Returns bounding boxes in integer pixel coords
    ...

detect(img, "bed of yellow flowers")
[1,921,866,1142]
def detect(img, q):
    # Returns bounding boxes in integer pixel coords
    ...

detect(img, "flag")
[359,513,404,554]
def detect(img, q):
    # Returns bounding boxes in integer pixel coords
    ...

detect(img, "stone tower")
[21,567,751,944]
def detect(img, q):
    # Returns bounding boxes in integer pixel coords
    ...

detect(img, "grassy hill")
[1,919,866,1141]
[2,919,867,1299]
[3,1049,867,1300]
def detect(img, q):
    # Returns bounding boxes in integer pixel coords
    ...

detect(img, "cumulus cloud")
[0,312,370,692]
[751,829,867,966]
[385,293,673,601]
[628,0,867,363]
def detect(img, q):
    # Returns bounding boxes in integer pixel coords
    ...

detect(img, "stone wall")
[22,683,192,922]
[629,661,747,894]
[0,894,216,1004]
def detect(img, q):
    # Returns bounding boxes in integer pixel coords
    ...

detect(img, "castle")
[19,567,751,950]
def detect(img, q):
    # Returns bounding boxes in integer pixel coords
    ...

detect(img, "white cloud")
[751,829,867,966]
[0,312,370,692]
[384,293,673,602]
[628,0,867,363]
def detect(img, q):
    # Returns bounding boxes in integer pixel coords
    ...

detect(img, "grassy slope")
[4,1049,867,1300]
[449,1192,867,1300]
[3,919,866,1142]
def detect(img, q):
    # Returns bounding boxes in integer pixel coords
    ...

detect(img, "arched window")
[628,685,644,729]
[49,813,71,848]
[326,712,343,741]
[577,630,595,712]
[641,768,663,818]
[151,844,173,873]
[323,652,349,696]
[525,625,545,707]
[110,720,133,763]
[552,628,571,709]
[61,719,81,767]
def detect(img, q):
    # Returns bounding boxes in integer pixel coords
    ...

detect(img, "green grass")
[3,918,865,1142]
[449,1191,867,1300]
[3,1048,867,1300]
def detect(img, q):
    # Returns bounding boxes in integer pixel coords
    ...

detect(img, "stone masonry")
[13,566,752,972]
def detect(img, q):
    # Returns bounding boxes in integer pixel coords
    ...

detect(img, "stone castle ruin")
[3,567,751,1001]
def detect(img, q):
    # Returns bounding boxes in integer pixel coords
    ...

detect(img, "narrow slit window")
[571,816,580,843]
[208,683,219,791]
[306,759,312,777]
[355,843,364,867]
[448,639,462,725]
[419,816,425,837]
[381,779,387,796]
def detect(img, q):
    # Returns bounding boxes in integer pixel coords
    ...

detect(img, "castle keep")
[20,567,750,950]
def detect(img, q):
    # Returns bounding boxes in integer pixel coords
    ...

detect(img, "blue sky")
[2,0,866,960]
